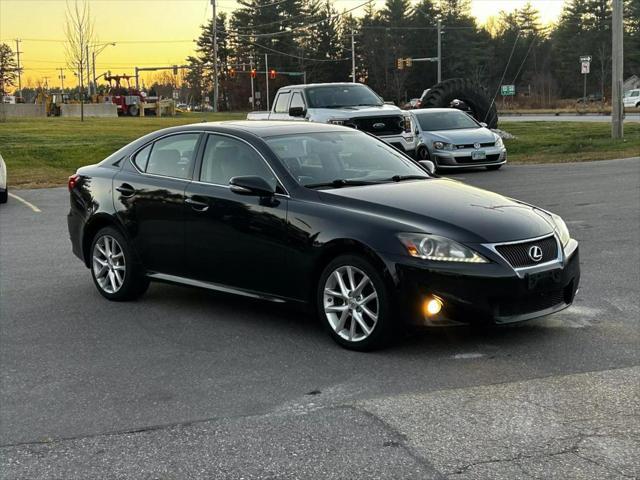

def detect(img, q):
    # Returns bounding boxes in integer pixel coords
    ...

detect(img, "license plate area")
[526,269,562,290]
[471,150,486,160]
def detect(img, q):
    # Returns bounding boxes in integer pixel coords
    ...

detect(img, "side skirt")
[147,272,303,305]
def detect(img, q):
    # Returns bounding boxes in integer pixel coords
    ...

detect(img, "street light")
[91,42,116,96]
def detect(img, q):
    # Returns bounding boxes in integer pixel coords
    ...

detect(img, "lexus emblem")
[528,245,543,262]
[373,122,386,129]
[474,142,481,149]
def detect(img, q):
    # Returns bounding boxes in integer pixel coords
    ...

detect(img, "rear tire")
[127,104,139,117]
[90,226,149,301]
[486,164,502,171]
[317,254,395,351]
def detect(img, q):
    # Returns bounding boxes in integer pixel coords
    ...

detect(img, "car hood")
[422,127,496,145]
[319,179,554,244]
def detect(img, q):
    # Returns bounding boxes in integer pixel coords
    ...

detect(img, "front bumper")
[386,239,580,326]
[379,134,416,154]
[432,147,507,169]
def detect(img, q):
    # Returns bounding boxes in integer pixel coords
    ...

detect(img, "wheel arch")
[81,213,128,267]
[309,238,395,304]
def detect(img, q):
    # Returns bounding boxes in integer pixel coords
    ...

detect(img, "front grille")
[495,236,558,268]
[455,154,501,164]
[350,116,404,136]
[456,142,495,149]
[497,288,565,316]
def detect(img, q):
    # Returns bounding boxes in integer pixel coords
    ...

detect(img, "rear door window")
[274,92,291,113]
[145,133,200,179]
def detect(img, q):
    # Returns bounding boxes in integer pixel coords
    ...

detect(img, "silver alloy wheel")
[92,235,126,294]
[323,265,379,342]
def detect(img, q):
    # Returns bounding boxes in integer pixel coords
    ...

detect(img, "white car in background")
[0,153,7,203]
[623,89,640,108]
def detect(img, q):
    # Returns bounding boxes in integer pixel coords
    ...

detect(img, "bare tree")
[64,0,94,121]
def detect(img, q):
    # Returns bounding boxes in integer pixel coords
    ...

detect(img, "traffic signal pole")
[249,55,255,110]
[437,19,442,83]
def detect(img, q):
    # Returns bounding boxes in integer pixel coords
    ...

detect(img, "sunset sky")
[0,0,565,87]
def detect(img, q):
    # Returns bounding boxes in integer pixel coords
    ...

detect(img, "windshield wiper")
[305,179,381,189]
[387,175,430,182]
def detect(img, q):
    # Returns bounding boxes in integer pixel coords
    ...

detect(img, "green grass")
[0,115,638,188]
[501,121,640,164]
[0,113,245,188]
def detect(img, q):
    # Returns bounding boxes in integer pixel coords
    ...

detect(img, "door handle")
[116,183,136,197]
[185,197,209,212]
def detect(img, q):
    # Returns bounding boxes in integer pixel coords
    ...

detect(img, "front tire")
[317,254,394,351]
[90,226,149,301]
[127,104,139,117]
[416,145,430,160]
[0,189,7,204]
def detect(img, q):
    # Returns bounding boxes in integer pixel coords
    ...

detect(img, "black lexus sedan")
[68,121,580,350]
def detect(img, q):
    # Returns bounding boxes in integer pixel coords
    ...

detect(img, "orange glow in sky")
[1,0,565,87]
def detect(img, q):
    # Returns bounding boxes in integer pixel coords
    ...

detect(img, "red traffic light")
[250,69,257,78]
[269,69,276,79]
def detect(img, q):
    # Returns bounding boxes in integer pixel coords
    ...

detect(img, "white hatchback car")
[623,89,640,109]
[0,153,7,204]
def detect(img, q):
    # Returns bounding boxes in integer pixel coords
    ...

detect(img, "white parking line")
[8,192,41,213]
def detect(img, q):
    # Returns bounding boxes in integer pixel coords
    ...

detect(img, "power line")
[245,40,350,62]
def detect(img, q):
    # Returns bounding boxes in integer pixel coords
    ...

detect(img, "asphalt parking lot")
[1,158,639,479]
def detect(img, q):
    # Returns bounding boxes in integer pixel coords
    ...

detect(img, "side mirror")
[289,106,306,117]
[479,122,488,128]
[419,160,436,175]
[229,176,275,196]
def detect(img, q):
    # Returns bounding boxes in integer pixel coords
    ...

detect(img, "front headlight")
[398,233,488,263]
[433,141,454,151]
[550,213,571,247]
[494,135,504,148]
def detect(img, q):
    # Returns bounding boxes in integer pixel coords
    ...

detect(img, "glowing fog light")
[424,297,443,316]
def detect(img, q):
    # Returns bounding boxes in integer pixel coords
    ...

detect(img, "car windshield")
[305,85,383,108]
[414,110,480,131]
[265,131,429,188]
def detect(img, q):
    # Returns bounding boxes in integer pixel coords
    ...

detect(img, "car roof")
[283,82,369,89]
[191,120,353,138]
[410,108,464,114]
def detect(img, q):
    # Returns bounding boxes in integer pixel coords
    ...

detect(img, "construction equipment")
[34,91,70,116]
[103,73,147,116]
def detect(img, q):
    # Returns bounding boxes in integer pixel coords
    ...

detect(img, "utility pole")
[15,39,22,99]
[59,68,65,89]
[249,54,255,110]
[351,29,356,83]
[437,20,442,83]
[265,53,270,111]
[611,0,624,139]
[211,0,219,112]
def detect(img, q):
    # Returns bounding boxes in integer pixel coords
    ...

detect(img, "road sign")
[581,61,590,74]
[580,55,592,62]
[501,85,516,96]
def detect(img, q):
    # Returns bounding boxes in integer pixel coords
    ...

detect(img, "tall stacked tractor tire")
[420,78,498,129]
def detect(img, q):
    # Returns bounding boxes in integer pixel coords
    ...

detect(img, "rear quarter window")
[132,144,152,172]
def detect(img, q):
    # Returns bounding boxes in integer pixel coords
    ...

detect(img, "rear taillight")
[68,174,80,192]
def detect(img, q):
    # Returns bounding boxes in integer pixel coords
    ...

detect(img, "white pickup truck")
[247,83,415,155]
